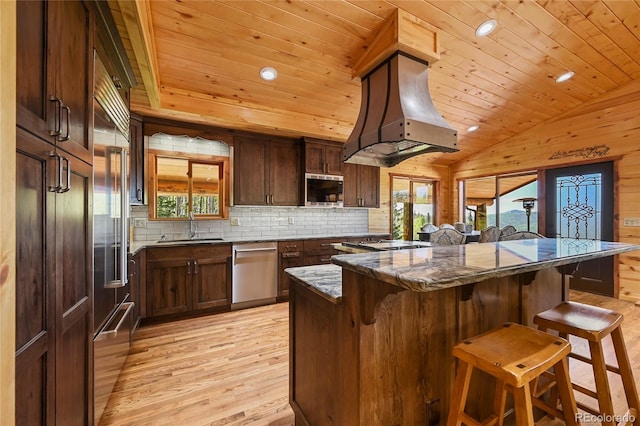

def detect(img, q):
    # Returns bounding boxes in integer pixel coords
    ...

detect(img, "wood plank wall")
[368,157,450,234]
[0,0,16,422]
[450,79,640,303]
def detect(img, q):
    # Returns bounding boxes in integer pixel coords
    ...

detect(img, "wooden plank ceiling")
[110,0,640,166]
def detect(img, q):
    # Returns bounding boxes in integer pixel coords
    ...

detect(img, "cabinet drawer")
[279,240,304,253]
[303,253,335,265]
[303,238,343,254]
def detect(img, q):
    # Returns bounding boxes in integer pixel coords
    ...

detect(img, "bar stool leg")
[513,385,535,426]
[447,361,473,426]
[611,328,640,425]
[554,356,579,426]
[589,340,616,426]
[493,380,507,426]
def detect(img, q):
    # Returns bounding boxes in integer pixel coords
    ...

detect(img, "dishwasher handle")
[233,247,278,264]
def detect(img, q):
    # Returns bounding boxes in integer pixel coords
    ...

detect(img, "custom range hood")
[344,10,458,168]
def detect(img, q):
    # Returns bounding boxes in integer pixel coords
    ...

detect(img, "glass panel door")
[392,177,435,240]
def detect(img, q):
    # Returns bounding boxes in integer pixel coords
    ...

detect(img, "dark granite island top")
[286,239,640,302]
[286,238,640,426]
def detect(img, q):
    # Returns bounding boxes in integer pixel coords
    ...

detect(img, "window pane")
[555,173,601,239]
[498,176,538,232]
[392,179,411,240]
[412,182,434,241]
[192,163,220,216]
[465,176,496,230]
[156,157,189,218]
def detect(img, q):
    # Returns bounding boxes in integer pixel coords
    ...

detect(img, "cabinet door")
[55,154,92,426]
[49,0,93,164]
[358,165,380,208]
[324,144,344,175]
[192,256,231,310]
[305,142,326,174]
[279,253,303,298]
[343,163,358,207]
[269,140,300,206]
[146,259,190,317]
[234,137,269,205]
[129,116,145,204]
[16,0,56,143]
[15,129,56,426]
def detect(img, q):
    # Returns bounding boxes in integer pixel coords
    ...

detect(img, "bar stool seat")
[447,322,578,426]
[534,301,640,426]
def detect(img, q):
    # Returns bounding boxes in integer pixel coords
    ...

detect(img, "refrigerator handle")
[120,148,128,287]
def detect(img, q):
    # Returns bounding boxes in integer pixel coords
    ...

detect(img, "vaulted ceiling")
[109,0,640,166]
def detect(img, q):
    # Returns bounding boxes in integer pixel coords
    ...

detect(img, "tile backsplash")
[130,205,369,241]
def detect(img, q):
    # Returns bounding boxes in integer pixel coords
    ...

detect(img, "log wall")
[450,79,640,303]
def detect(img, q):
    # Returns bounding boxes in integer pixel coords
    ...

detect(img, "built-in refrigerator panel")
[93,52,133,425]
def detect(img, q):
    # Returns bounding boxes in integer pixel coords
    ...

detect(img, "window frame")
[148,149,230,220]
[389,174,440,240]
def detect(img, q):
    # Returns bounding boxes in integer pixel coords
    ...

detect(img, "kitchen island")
[285,238,640,426]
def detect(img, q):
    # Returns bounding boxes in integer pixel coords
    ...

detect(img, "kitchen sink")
[155,237,224,244]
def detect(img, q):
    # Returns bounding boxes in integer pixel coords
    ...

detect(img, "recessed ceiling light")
[555,71,575,83]
[475,19,497,37]
[260,67,278,81]
[467,125,479,132]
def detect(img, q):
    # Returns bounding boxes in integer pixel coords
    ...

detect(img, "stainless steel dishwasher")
[232,242,278,309]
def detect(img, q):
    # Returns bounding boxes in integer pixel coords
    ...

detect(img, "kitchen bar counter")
[287,238,640,425]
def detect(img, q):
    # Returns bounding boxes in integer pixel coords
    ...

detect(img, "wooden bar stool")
[447,323,579,426]
[534,301,640,426]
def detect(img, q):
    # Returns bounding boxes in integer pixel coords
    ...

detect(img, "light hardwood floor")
[100,292,639,426]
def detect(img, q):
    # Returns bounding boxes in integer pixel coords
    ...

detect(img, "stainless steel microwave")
[305,173,344,207]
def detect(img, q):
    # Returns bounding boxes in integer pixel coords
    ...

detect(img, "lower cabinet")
[303,238,343,265]
[278,240,304,299]
[145,244,232,319]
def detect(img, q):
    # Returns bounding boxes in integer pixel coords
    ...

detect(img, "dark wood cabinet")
[15,128,93,426]
[343,163,380,208]
[303,238,343,265]
[303,138,344,176]
[15,1,95,423]
[145,245,232,319]
[234,136,300,206]
[129,114,146,205]
[16,0,94,165]
[278,240,304,300]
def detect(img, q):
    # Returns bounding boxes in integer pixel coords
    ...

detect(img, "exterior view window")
[149,151,228,220]
[392,176,436,240]
[462,172,537,231]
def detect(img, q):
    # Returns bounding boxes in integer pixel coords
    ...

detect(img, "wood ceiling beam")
[117,0,160,109]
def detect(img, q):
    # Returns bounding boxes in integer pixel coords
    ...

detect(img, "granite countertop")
[129,233,390,255]
[331,238,640,293]
[272,238,640,304]
[285,264,343,304]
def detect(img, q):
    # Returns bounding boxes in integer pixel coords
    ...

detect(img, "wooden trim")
[147,150,231,220]
[0,0,16,422]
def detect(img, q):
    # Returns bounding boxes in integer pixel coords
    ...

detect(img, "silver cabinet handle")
[137,188,143,201]
[270,194,274,204]
[49,97,62,136]
[48,152,62,192]
[58,105,71,142]
[266,194,269,204]
[193,260,198,275]
[320,257,331,262]
[186,261,191,275]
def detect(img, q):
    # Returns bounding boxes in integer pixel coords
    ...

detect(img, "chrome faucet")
[189,211,197,239]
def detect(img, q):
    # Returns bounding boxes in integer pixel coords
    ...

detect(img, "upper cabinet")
[234,136,301,206]
[16,0,94,165]
[344,163,380,208]
[303,137,344,176]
